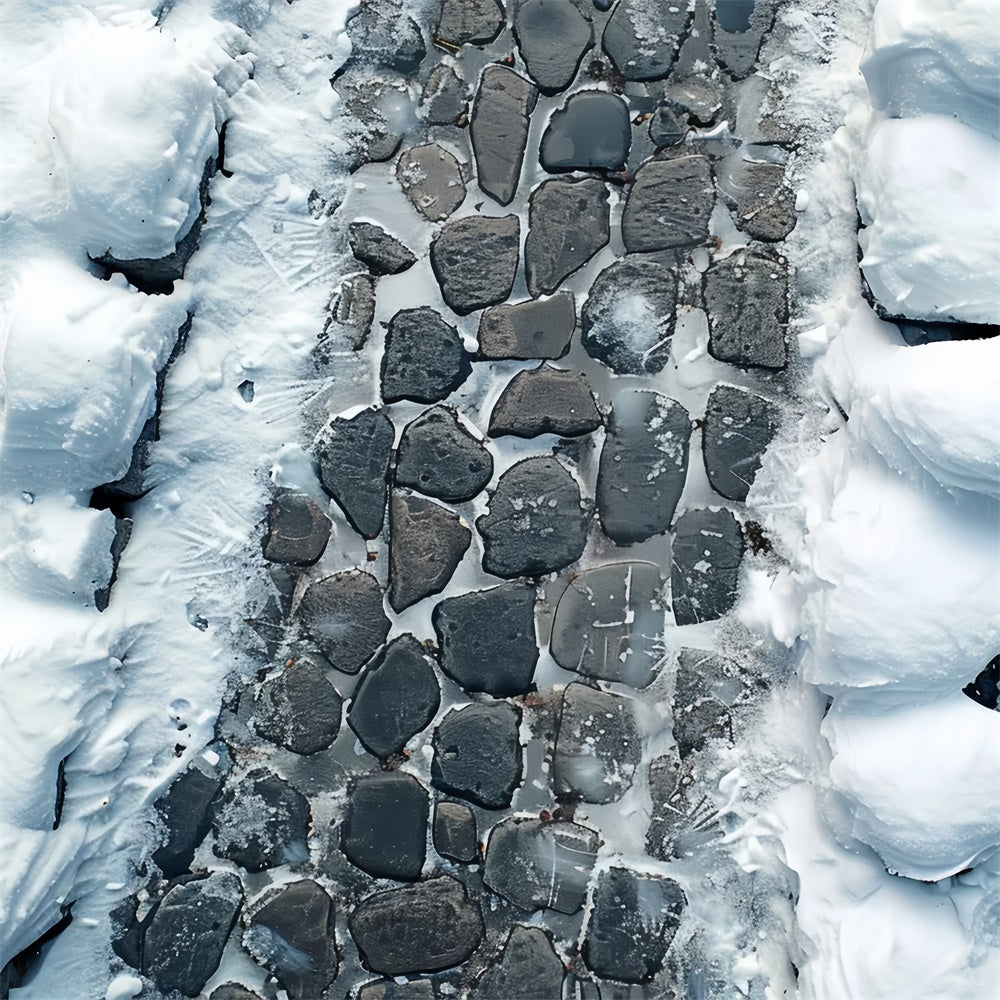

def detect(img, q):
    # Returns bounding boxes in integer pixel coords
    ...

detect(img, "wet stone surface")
[381,307,473,403]
[622,156,714,252]
[477,292,575,360]
[435,0,505,46]
[396,143,466,222]
[152,766,221,879]
[339,74,411,165]
[514,0,593,94]
[673,647,746,759]
[252,658,342,755]
[433,800,478,862]
[540,90,631,172]
[419,64,468,125]
[261,491,331,567]
[602,0,689,80]
[348,221,418,275]
[671,507,746,626]
[488,365,601,438]
[472,925,566,999]
[430,214,520,314]
[703,383,780,501]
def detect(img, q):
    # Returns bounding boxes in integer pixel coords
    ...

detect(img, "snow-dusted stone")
[340,74,411,164]
[323,272,376,351]
[730,161,797,242]
[714,1,766,80]
[244,880,338,1000]
[395,406,494,503]
[705,252,788,369]
[142,873,242,998]
[253,658,343,755]
[152,766,221,879]
[345,1,426,74]
[513,0,593,93]
[348,635,441,758]
[702,383,780,502]
[597,391,691,544]
[672,648,745,758]
[477,292,576,359]
[483,817,599,913]
[262,492,332,567]
[436,0,506,45]
[525,178,610,296]
[420,64,468,124]
[581,257,679,374]
[341,772,430,880]
[397,143,466,221]
[477,457,589,578]
[472,926,565,999]
[298,571,391,673]
[433,582,538,696]
[670,508,745,626]
[317,407,395,539]
[471,66,538,205]
[430,215,520,314]
[348,222,417,275]
[583,867,686,983]
[550,562,665,688]
[645,753,682,860]
[349,877,485,975]
[211,770,311,873]
[539,91,630,172]
[381,307,473,404]
[210,985,263,1000]
[358,981,434,1000]
[553,683,641,803]
[488,365,601,438]
[433,801,478,862]
[431,702,523,809]
[622,156,714,252]
[389,490,472,611]
[602,0,688,80]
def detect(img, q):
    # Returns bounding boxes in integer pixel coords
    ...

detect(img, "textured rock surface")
[152,767,221,879]
[472,925,565,999]
[397,143,466,221]
[261,491,331,567]
[730,161,797,242]
[539,91,630,171]
[435,0,505,46]
[433,801,478,862]
[253,658,342,755]
[488,365,601,438]
[348,221,417,275]
[671,508,745,626]
[514,0,593,93]
[345,2,426,75]
[430,215,520,314]
[381,307,472,403]
[621,156,714,252]
[323,271,376,352]
[672,647,746,758]
[702,383,780,501]
[419,64,468,125]
[477,293,575,360]
[602,0,688,80]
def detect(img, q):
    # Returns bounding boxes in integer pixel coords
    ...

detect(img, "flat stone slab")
[477,456,589,578]
[431,702,522,809]
[397,143,466,221]
[381,307,472,403]
[483,817,599,913]
[525,177,610,296]
[471,66,538,205]
[433,801,478,862]
[540,91,630,172]
[349,877,485,975]
[348,221,417,275]
[702,383,780,501]
[317,407,394,539]
[152,766,221,880]
[602,0,688,80]
[730,160,796,242]
[670,508,745,626]
[488,365,601,438]
[514,0,593,94]
[435,0,505,45]
[477,293,575,360]
[419,64,468,125]
[597,391,691,544]
[345,3,426,75]
[433,581,538,696]
[389,490,471,611]
[550,562,665,688]
[673,647,746,758]
[622,156,714,252]
[430,215,520,314]
[395,406,493,503]
[297,570,390,673]
[253,658,343,755]
[348,634,441,758]
[262,491,331,567]
[472,925,565,999]
[581,257,679,374]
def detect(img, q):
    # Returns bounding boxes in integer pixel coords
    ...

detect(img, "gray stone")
[550,562,665,689]
[645,753,682,862]
[705,252,788,369]
[433,801,478,862]
[244,880,337,1000]
[339,73,411,165]
[602,0,688,80]
[597,391,691,544]
[730,161,796,242]
[715,1,767,80]
[262,492,331,567]
[322,271,375,351]
[359,980,435,1000]
[477,292,575,360]
[670,508,745,626]
[317,407,394,539]
[554,683,642,803]
[348,877,485,975]
[298,571,390,673]
[622,156,714,252]
[433,582,538,696]
[436,0,506,45]
[210,986,263,1000]
[488,365,601,438]
[583,867,686,983]
[397,143,467,222]
[473,925,565,999]
[349,222,417,275]
[419,64,468,125]
[672,647,745,758]
[142,872,242,998]
[702,383,780,501]
[348,635,441,758]
[471,66,538,205]
[477,456,589,578]
[430,215,520,314]
[381,307,473,403]
[540,91,630,172]
[649,102,688,147]
[514,0,594,93]
[395,406,494,503]
[342,772,429,880]
[483,817,599,914]
[253,658,343,755]
[345,2,426,75]
[389,490,471,611]
[581,257,679,374]
[431,702,522,809]
[152,766,221,879]
[665,75,724,126]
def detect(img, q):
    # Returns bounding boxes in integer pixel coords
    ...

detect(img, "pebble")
[670,508,745,626]
[539,91,630,172]
[622,156,714,252]
[602,0,688,80]
[396,143,466,221]
[151,766,221,879]
[252,658,343,755]
[702,383,780,501]
[430,214,520,314]
[433,801,478,862]
[261,491,331,567]
[513,0,594,94]
[435,0,505,46]
[477,292,575,360]
[419,64,468,125]
[381,307,473,403]
[672,647,745,758]
[488,365,601,438]
[345,2,426,75]
[348,221,418,275]
[322,271,375,352]
[472,925,565,999]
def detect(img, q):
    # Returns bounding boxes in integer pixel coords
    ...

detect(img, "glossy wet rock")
[252,658,343,755]
[322,271,376,352]
[472,925,565,999]
[430,214,520,314]
[539,91,630,172]
[389,490,471,611]
[702,383,780,501]
[419,64,468,125]
[152,766,221,879]
[435,0,505,46]
[672,648,745,758]
[597,391,691,544]
[395,406,493,503]
[397,143,466,222]
[381,307,473,403]
[550,562,665,688]
[433,801,478,862]
[715,0,767,80]
[261,491,331,567]
[513,0,593,94]
[348,221,417,275]
[477,293,575,360]
[347,634,441,758]
[488,365,601,438]
[670,508,745,626]
[348,876,485,975]
[345,1,426,75]
[622,156,714,252]
[602,0,688,80]
[581,257,679,374]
